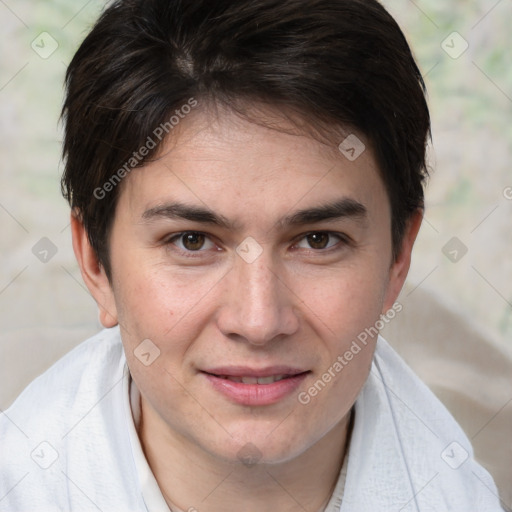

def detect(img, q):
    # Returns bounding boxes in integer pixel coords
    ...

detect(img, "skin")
[72,106,422,511]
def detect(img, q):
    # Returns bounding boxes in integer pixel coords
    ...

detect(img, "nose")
[216,254,300,346]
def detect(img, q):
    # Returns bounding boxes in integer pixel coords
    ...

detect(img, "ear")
[70,211,118,328]
[382,209,423,313]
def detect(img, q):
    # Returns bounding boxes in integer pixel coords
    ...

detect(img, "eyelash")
[165,231,219,257]
[164,231,351,256]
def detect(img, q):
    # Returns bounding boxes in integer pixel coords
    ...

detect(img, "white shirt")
[0,327,504,511]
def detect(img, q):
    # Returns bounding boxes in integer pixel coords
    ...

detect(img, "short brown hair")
[61,0,430,279]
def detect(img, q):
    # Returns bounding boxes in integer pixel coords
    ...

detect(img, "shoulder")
[372,335,471,436]
[0,327,142,511]
[1,327,124,436]
[342,336,503,511]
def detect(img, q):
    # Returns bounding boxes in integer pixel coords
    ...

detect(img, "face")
[75,106,417,466]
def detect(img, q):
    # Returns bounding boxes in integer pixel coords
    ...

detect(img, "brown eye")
[169,232,215,252]
[306,233,330,249]
[295,232,345,251]
[181,232,206,251]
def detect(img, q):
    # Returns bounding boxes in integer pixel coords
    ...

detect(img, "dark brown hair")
[61,0,430,279]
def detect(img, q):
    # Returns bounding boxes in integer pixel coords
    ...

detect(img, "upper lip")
[201,366,309,378]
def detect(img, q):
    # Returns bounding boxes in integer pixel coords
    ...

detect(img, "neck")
[139,400,352,512]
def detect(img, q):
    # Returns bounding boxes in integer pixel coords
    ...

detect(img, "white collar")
[124,370,173,511]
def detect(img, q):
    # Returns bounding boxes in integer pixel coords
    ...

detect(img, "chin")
[207,422,315,467]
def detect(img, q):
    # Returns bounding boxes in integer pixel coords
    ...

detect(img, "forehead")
[119,107,389,224]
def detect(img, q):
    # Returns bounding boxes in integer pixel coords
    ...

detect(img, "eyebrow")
[141,197,367,230]
[281,198,368,227]
[141,202,234,229]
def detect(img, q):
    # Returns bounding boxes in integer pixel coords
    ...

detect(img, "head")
[63,0,429,466]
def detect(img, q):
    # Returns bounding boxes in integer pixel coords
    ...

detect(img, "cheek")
[114,256,219,322]
[115,265,219,409]
[292,260,388,344]
[112,262,250,420]
[291,269,383,442]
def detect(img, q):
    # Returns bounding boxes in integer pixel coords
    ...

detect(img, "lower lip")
[203,372,309,406]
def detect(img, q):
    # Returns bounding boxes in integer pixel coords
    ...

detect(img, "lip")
[203,366,308,378]
[201,366,310,406]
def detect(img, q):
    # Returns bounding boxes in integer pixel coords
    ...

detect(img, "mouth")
[210,374,295,384]
[200,367,310,406]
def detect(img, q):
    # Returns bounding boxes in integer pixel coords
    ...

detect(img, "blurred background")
[0,0,511,505]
